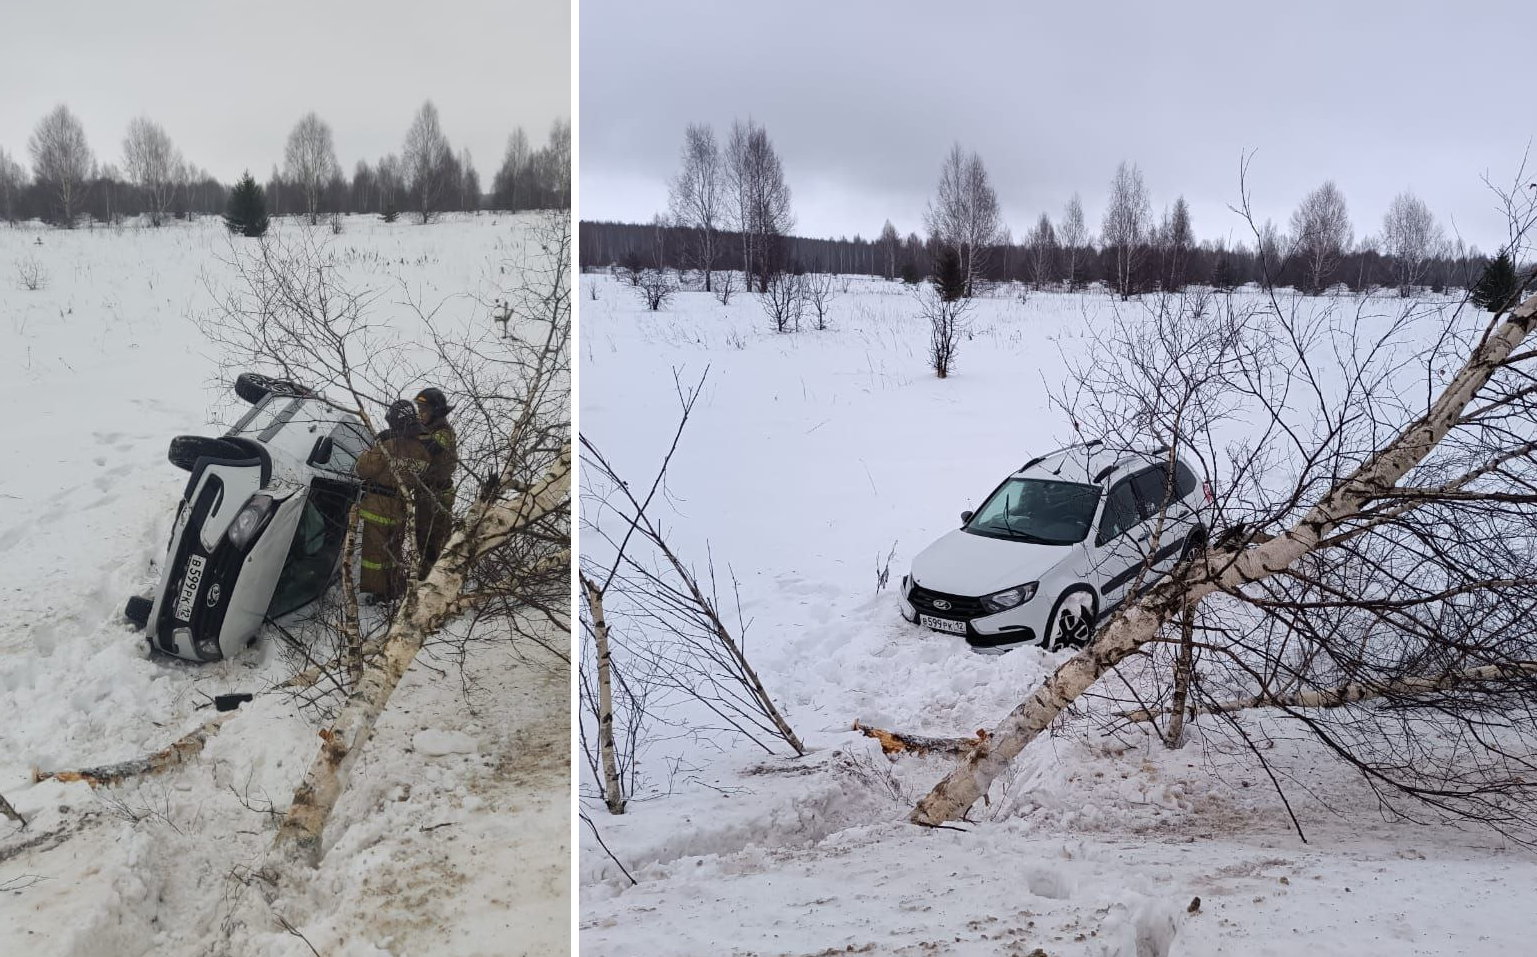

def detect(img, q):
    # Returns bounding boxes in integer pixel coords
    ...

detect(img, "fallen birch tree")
[911,166,1537,831]
[273,444,569,862]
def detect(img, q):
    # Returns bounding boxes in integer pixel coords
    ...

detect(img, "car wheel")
[1179,527,1207,562]
[1046,589,1096,651]
[124,595,152,629]
[234,372,311,404]
[167,435,246,471]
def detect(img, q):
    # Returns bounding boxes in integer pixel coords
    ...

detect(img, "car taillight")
[1202,480,1215,504]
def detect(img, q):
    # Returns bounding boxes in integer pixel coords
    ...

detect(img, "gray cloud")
[0,0,569,185]
[581,0,1532,254]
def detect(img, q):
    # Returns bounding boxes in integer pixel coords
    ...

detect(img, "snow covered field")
[577,273,1537,955]
[0,214,568,957]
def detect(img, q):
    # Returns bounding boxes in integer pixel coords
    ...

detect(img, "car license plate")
[920,614,966,635]
[174,554,207,621]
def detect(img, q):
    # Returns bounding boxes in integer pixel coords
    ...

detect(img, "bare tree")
[1290,180,1352,293]
[1161,196,1194,290]
[917,246,971,378]
[714,267,737,306]
[0,148,25,224]
[283,112,340,226]
[758,269,804,333]
[15,255,49,291]
[1059,193,1089,290]
[668,123,724,291]
[635,268,676,311]
[1241,217,1290,292]
[403,101,453,224]
[804,270,835,329]
[924,143,1003,297]
[492,127,531,210]
[1026,212,1057,289]
[725,118,793,292]
[1102,160,1151,300]
[457,147,478,212]
[1382,190,1444,296]
[878,220,901,280]
[122,116,181,227]
[28,104,93,227]
[580,369,805,813]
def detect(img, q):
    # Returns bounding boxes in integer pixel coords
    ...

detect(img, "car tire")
[124,595,152,629]
[1044,588,1097,652]
[1180,527,1207,561]
[167,435,246,471]
[234,372,311,404]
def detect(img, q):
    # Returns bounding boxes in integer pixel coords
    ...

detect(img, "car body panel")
[218,493,308,653]
[906,529,1073,597]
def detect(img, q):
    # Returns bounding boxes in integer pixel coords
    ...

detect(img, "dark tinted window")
[1097,480,1140,545]
[1131,466,1172,518]
[1173,461,1199,499]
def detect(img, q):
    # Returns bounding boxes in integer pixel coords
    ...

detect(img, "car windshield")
[964,477,1101,545]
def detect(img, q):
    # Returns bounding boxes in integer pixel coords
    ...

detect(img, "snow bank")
[578,272,1537,955]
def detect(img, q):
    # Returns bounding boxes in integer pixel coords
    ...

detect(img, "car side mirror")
[960,510,974,524]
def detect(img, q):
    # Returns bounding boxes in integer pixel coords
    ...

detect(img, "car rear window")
[1173,461,1199,499]
[1131,466,1172,517]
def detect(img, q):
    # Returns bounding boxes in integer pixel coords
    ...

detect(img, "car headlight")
[981,582,1038,613]
[226,494,276,550]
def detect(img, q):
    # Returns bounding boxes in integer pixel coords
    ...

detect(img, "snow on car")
[123,373,371,662]
[901,441,1213,651]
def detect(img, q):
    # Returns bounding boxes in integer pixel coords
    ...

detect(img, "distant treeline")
[580,219,1494,294]
[0,103,570,227]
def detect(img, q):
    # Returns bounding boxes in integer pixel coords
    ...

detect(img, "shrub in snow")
[14,254,48,291]
[635,269,675,311]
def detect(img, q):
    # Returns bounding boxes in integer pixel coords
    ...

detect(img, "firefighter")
[414,387,459,570]
[356,400,432,601]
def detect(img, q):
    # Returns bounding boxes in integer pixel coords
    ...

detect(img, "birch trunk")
[272,444,570,864]
[1163,602,1195,748]
[911,292,1537,826]
[580,574,625,814]
[1122,660,1537,723]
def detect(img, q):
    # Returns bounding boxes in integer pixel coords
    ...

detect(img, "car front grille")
[909,585,986,619]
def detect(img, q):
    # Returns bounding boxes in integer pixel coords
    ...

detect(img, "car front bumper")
[900,577,1047,649]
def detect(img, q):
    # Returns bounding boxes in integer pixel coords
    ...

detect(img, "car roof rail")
[1020,438,1104,473]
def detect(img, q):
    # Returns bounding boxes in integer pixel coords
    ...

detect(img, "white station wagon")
[900,441,1212,652]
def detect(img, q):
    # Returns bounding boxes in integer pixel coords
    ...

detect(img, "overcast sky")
[582,0,1533,254]
[0,0,569,185]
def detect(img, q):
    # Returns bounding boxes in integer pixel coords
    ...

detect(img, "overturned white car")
[124,374,372,662]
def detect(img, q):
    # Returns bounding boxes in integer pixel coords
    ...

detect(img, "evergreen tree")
[1471,250,1518,312]
[932,245,966,302]
[224,171,269,237]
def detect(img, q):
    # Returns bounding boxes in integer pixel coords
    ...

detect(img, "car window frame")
[1129,465,1174,522]
[1095,477,1142,547]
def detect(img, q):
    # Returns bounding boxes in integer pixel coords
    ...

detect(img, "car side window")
[1173,460,1198,499]
[327,424,371,475]
[1130,466,1172,520]
[1096,480,1140,546]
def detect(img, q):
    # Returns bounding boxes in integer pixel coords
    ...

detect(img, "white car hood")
[911,528,1072,597]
